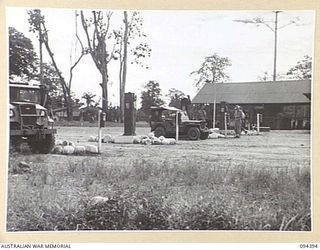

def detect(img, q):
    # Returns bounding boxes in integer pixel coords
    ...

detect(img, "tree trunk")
[101,70,108,114]
[119,11,129,123]
[41,24,73,121]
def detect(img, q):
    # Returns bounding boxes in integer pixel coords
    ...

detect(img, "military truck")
[9,82,56,153]
[150,106,210,140]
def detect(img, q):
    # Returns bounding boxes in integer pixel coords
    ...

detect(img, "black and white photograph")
[6,7,314,233]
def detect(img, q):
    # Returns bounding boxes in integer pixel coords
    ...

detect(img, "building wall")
[196,103,310,130]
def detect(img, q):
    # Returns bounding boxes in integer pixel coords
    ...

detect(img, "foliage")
[81,92,97,107]
[191,53,231,90]
[9,27,38,80]
[116,11,151,122]
[286,55,312,80]
[167,88,186,108]
[257,71,288,82]
[80,10,118,113]
[140,80,165,117]
[28,9,74,120]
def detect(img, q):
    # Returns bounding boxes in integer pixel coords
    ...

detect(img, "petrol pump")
[124,92,136,136]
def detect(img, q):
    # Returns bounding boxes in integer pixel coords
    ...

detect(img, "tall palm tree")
[81,92,96,107]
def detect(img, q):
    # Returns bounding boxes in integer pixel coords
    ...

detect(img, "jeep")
[150,106,209,140]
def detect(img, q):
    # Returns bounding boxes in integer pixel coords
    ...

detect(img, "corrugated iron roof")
[192,80,311,104]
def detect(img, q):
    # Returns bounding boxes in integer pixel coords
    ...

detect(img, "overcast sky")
[6,8,315,106]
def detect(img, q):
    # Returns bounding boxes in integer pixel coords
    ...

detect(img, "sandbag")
[85,145,99,154]
[74,146,86,155]
[63,145,75,155]
[141,138,151,145]
[102,134,115,143]
[52,145,63,154]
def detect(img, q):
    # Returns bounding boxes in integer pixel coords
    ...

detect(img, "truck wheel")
[29,134,55,154]
[187,127,200,140]
[200,132,209,140]
[39,134,55,154]
[154,126,166,138]
[9,137,21,154]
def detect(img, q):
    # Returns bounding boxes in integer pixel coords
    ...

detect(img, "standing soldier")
[234,105,245,138]
[196,104,207,121]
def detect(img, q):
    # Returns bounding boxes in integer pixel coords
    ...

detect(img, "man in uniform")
[234,105,245,138]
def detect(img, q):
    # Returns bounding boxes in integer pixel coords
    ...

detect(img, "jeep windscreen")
[10,87,41,104]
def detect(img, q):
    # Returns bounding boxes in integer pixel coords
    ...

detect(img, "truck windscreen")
[10,87,41,104]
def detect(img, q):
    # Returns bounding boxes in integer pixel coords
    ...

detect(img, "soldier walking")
[234,105,245,138]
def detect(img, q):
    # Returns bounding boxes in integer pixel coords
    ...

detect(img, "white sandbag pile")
[102,134,115,143]
[85,145,99,154]
[74,146,86,155]
[141,138,152,145]
[244,130,258,136]
[88,134,115,143]
[133,136,141,144]
[52,140,99,155]
[209,128,220,133]
[160,138,176,145]
[52,145,63,154]
[139,133,176,145]
[208,132,225,139]
[63,145,75,155]
[111,132,176,145]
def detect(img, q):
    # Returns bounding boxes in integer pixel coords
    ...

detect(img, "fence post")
[98,110,102,154]
[224,112,227,138]
[257,113,260,135]
[176,111,179,142]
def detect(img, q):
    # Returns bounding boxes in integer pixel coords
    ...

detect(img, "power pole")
[273,11,282,81]
[234,11,301,82]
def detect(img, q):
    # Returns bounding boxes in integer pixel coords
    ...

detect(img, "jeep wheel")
[29,134,55,154]
[200,132,209,140]
[154,126,166,138]
[187,127,200,140]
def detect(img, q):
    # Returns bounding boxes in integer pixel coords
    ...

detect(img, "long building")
[192,80,311,130]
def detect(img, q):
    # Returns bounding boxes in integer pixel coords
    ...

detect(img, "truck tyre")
[154,126,166,138]
[9,137,21,154]
[39,134,55,154]
[29,134,55,154]
[187,127,200,140]
[200,132,209,140]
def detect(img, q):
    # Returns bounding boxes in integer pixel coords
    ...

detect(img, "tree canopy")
[191,53,231,90]
[287,55,312,80]
[167,88,186,108]
[82,92,97,107]
[140,80,165,117]
[9,27,38,80]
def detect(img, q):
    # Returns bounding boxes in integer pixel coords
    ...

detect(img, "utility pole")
[234,11,300,82]
[273,11,282,81]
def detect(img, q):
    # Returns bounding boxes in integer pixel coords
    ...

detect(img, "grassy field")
[7,126,311,231]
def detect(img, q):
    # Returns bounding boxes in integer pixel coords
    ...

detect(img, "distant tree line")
[9,9,151,122]
[9,10,311,123]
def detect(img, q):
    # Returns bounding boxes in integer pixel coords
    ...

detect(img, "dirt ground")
[54,126,311,170]
[7,126,311,231]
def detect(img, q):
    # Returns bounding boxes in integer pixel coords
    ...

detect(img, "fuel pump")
[100,112,106,127]
[124,92,136,135]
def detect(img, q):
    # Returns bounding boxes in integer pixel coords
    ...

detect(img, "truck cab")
[9,82,56,153]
